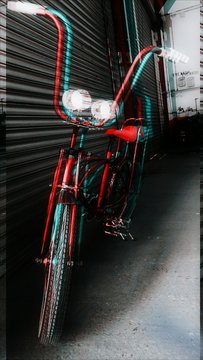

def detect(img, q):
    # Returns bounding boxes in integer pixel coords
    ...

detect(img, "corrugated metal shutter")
[0,0,6,278]
[200,8,203,116]
[123,0,162,157]
[200,6,203,279]
[201,147,203,279]
[6,0,120,274]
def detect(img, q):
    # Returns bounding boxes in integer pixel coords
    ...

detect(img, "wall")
[162,1,200,116]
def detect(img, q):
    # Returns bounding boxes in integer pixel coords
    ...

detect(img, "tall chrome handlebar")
[7,2,189,129]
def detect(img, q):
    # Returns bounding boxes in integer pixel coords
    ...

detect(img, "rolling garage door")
[123,0,163,157]
[200,5,203,278]
[0,0,6,278]
[6,0,120,274]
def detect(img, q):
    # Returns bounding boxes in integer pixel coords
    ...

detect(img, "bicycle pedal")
[104,228,135,241]
[35,257,43,265]
[104,229,119,237]
[67,260,74,267]
[35,257,51,265]
[128,232,135,241]
[104,229,127,240]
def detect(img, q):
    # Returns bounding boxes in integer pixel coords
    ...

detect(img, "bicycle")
[7,1,189,345]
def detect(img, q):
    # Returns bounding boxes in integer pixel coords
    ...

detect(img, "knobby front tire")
[38,203,78,345]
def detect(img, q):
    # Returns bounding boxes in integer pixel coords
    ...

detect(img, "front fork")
[65,150,86,262]
[40,127,87,261]
[61,130,87,262]
[40,148,65,256]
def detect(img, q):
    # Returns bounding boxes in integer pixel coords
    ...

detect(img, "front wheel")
[38,203,80,345]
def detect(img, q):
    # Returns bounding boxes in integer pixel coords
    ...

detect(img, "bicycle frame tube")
[137,96,142,121]
[75,131,89,259]
[62,128,78,186]
[75,156,90,251]
[97,137,130,209]
[113,128,141,219]
[97,149,112,208]
[79,161,106,188]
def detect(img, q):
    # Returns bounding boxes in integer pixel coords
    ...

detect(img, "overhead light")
[62,89,92,112]
[7,1,45,14]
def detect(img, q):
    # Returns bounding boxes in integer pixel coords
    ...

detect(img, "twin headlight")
[62,89,117,121]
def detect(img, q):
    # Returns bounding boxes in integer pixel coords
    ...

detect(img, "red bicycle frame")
[10,4,156,254]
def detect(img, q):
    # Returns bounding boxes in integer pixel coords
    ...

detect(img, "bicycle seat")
[105,125,139,142]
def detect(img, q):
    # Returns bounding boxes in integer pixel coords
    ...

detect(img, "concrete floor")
[3,147,200,360]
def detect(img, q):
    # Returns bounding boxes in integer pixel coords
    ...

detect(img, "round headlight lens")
[62,89,92,111]
[91,100,117,121]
